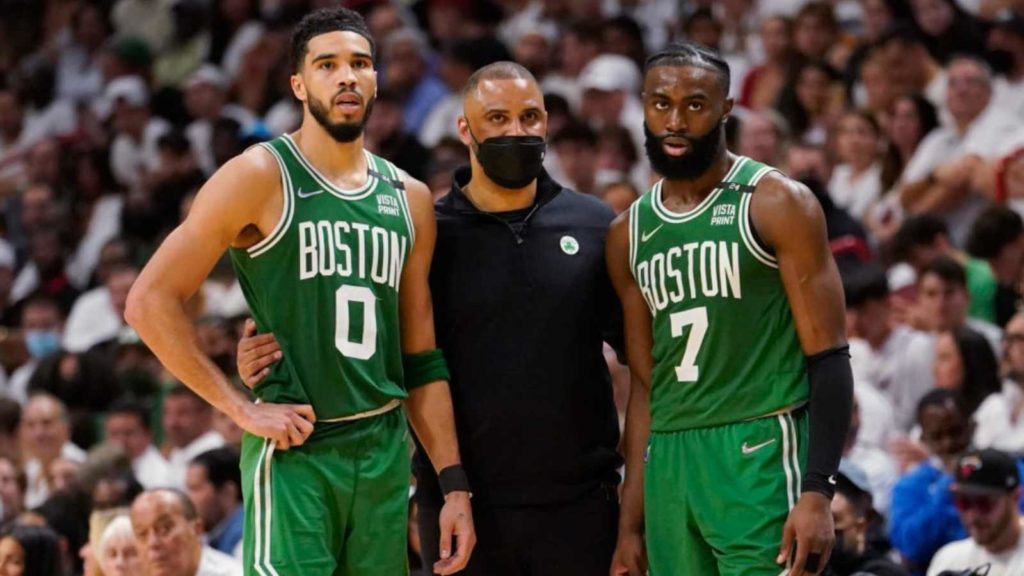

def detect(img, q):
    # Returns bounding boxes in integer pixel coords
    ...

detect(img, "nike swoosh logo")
[641,224,664,243]
[296,188,324,199]
[741,438,777,455]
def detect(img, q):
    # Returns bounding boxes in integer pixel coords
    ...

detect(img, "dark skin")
[126,31,473,575]
[607,64,848,576]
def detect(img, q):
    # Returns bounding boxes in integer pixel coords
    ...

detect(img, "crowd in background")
[0,0,1023,574]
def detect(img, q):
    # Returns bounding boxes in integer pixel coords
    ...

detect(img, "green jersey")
[628,156,808,432]
[229,134,414,420]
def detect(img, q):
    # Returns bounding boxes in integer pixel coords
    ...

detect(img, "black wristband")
[438,464,471,497]
[801,345,853,500]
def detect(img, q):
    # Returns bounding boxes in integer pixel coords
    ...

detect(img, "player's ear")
[290,73,306,102]
[723,97,734,122]
[456,116,473,148]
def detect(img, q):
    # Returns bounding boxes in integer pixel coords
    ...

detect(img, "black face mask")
[470,128,547,190]
[644,120,724,181]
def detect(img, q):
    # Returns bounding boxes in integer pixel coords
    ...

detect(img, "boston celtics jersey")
[229,134,414,420]
[628,156,808,432]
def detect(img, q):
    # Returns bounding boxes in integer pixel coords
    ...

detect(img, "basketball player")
[125,8,474,576]
[607,44,853,576]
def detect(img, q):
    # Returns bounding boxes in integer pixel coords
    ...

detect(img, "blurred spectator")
[986,12,1024,117]
[207,0,263,83]
[185,447,242,559]
[889,389,973,573]
[0,524,63,576]
[738,15,796,110]
[7,295,65,404]
[856,51,899,124]
[973,311,1024,454]
[56,2,109,105]
[866,95,940,242]
[365,88,430,182]
[153,0,211,89]
[898,56,1021,246]
[6,183,61,268]
[541,18,603,111]
[892,217,1000,328]
[601,15,646,70]
[62,264,137,354]
[932,326,1000,418]
[829,110,885,221]
[12,229,80,315]
[508,22,557,81]
[594,124,641,191]
[775,59,843,146]
[844,264,935,432]
[965,206,1024,327]
[844,395,900,516]
[825,461,908,576]
[577,54,644,167]
[382,27,449,137]
[419,36,511,149]
[598,181,639,215]
[927,449,1024,575]
[875,25,945,108]
[98,36,155,87]
[130,489,241,576]
[793,2,846,70]
[737,109,789,167]
[105,399,169,490]
[104,76,171,189]
[913,256,1002,354]
[366,2,414,46]
[844,0,914,101]
[21,393,84,508]
[0,455,25,527]
[65,149,124,291]
[162,386,223,490]
[111,0,173,54]
[90,470,143,512]
[550,121,598,195]
[0,399,20,459]
[95,514,142,576]
[909,0,985,64]
[183,65,255,176]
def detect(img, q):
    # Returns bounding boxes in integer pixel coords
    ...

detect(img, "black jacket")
[414,167,624,507]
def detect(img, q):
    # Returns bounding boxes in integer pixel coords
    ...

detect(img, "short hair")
[967,205,1024,260]
[645,42,731,95]
[107,399,151,431]
[916,388,965,424]
[891,214,949,262]
[0,398,21,436]
[948,53,994,84]
[138,488,199,521]
[551,121,597,148]
[96,515,134,560]
[920,255,967,289]
[20,293,62,321]
[877,22,928,49]
[795,1,838,33]
[461,61,537,101]
[190,447,242,500]
[290,7,375,71]
[565,18,604,45]
[26,391,69,422]
[165,384,209,410]
[383,27,429,59]
[842,265,890,308]
[682,8,721,37]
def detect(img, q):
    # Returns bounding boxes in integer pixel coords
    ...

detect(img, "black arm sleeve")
[801,345,854,499]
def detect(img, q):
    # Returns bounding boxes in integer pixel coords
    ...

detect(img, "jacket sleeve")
[888,464,966,566]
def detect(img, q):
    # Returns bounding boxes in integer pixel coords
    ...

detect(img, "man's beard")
[308,91,375,143]
[644,120,724,181]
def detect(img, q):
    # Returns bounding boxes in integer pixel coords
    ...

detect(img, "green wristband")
[402,349,450,390]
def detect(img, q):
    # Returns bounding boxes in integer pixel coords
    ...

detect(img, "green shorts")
[645,409,808,576]
[240,406,410,576]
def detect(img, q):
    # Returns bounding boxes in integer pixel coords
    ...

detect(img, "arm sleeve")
[801,345,854,498]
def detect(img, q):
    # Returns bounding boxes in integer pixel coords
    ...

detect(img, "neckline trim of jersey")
[281,133,377,200]
[650,156,749,223]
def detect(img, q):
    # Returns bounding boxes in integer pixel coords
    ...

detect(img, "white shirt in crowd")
[65,195,123,289]
[828,162,883,221]
[109,117,172,188]
[974,380,1024,454]
[846,441,900,517]
[167,430,225,490]
[133,445,172,490]
[849,327,936,432]
[24,442,86,509]
[928,522,1024,576]
[197,545,242,576]
[62,286,122,353]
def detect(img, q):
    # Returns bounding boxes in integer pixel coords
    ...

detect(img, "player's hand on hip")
[237,402,316,450]
[433,491,475,575]
[237,318,282,388]
[610,529,647,576]
[777,491,834,576]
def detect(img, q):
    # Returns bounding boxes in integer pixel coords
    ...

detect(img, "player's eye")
[523,111,539,122]
[688,102,704,111]
[319,61,334,70]
[489,115,506,124]
[353,59,369,69]
[653,100,669,111]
